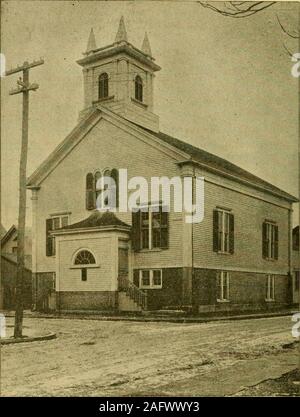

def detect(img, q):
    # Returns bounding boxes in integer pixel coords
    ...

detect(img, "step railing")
[118,275,147,310]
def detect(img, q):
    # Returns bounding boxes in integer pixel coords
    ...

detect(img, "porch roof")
[54,211,131,234]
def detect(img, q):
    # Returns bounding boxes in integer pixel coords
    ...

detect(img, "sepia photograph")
[0,0,299,402]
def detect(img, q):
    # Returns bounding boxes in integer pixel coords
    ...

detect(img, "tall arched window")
[98,73,109,99]
[74,250,96,265]
[135,75,143,102]
[86,169,119,211]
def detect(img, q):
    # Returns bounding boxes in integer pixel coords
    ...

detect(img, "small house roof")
[57,211,131,232]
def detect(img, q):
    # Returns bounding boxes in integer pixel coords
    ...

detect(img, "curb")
[1,310,298,324]
[0,332,57,345]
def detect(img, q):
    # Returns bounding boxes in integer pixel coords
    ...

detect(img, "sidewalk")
[135,350,299,396]
[1,307,298,324]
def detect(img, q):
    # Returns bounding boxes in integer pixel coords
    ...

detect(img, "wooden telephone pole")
[6,59,44,338]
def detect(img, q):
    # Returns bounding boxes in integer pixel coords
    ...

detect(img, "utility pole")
[5,59,44,338]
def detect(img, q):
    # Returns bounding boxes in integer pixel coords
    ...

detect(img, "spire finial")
[141,32,152,57]
[86,28,97,54]
[115,16,128,43]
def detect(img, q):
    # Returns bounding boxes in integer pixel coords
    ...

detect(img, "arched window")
[94,171,102,204]
[98,73,109,99]
[111,168,119,208]
[86,169,119,211]
[86,172,95,210]
[74,250,96,265]
[135,75,143,102]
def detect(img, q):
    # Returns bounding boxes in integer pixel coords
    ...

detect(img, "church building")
[27,18,298,314]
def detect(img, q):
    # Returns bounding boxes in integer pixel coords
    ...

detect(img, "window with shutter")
[86,172,95,210]
[229,213,234,254]
[132,205,169,251]
[46,218,53,257]
[46,215,69,256]
[213,209,233,254]
[111,169,119,208]
[213,210,219,252]
[132,206,169,250]
[274,225,279,260]
[132,210,141,251]
[262,221,278,260]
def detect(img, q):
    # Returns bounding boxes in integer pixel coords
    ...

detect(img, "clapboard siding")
[34,118,183,273]
[193,176,290,273]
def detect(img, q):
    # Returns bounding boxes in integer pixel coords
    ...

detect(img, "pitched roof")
[1,225,17,246]
[144,129,298,202]
[27,105,297,203]
[58,211,131,231]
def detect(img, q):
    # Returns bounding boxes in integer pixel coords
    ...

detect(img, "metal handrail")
[118,275,147,310]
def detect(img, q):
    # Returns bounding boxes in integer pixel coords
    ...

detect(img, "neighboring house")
[292,226,299,305]
[1,255,32,310]
[1,225,32,269]
[1,225,32,310]
[27,18,298,313]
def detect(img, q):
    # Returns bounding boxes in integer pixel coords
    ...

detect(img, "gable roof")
[1,225,17,247]
[140,128,298,202]
[27,105,298,203]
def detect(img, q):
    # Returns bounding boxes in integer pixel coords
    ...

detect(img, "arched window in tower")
[98,73,109,99]
[135,75,143,102]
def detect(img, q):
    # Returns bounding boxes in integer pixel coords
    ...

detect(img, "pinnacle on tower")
[141,32,152,57]
[115,16,128,43]
[86,28,97,54]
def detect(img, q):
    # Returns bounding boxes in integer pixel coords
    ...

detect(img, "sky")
[1,1,299,230]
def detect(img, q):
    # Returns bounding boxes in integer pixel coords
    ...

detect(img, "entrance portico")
[52,211,131,311]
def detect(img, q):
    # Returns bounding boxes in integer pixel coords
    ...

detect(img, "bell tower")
[77,17,161,132]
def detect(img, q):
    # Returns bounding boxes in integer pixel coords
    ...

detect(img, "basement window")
[217,271,230,302]
[266,275,275,301]
[139,269,162,289]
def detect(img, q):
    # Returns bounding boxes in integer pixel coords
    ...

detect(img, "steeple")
[141,32,152,57]
[86,28,97,54]
[77,18,161,132]
[115,16,128,43]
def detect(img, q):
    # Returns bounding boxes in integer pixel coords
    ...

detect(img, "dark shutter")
[132,211,141,251]
[213,210,219,252]
[86,173,95,210]
[262,222,268,258]
[274,225,279,260]
[133,270,139,287]
[111,169,119,208]
[46,218,53,257]
[229,213,234,254]
[160,208,169,249]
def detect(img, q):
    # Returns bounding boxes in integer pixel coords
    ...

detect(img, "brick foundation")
[57,291,118,311]
[193,268,291,313]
